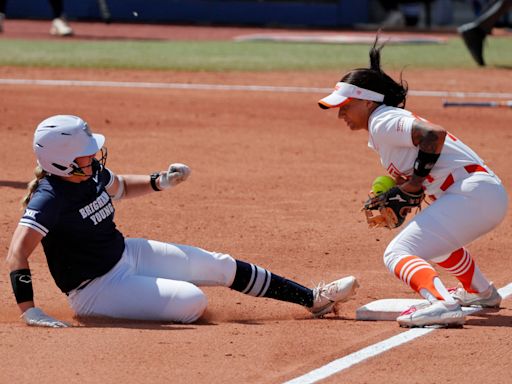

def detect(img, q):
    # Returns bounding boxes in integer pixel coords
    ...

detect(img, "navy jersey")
[19,167,125,293]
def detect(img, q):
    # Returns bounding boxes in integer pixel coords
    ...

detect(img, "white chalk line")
[1,78,512,99]
[283,282,512,384]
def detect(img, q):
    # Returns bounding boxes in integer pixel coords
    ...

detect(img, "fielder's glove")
[159,163,191,189]
[362,186,424,229]
[22,307,69,328]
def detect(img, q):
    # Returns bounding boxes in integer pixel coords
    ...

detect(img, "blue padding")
[5,0,368,27]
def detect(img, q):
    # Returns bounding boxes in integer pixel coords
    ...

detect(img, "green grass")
[0,37,511,71]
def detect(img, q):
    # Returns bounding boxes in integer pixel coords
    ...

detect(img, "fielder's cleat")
[396,300,465,328]
[50,18,74,36]
[309,276,359,318]
[458,24,486,66]
[449,283,501,308]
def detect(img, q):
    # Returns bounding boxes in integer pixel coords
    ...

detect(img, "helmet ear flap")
[50,162,72,173]
[48,161,77,176]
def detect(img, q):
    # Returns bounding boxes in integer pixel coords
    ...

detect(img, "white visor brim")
[318,82,385,109]
[78,133,105,157]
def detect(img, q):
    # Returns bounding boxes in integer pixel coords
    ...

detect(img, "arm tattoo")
[411,120,446,153]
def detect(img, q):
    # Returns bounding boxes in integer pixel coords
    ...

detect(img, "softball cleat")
[309,276,359,318]
[50,18,73,36]
[458,24,486,66]
[396,300,465,328]
[449,283,501,308]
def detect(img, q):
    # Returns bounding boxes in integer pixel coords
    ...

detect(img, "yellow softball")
[371,175,396,195]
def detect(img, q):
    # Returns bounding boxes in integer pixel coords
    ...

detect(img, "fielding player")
[318,36,507,328]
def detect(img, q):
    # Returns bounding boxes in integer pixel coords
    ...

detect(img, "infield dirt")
[1,22,511,384]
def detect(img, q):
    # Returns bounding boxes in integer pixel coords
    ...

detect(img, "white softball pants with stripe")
[67,238,237,323]
[384,173,508,270]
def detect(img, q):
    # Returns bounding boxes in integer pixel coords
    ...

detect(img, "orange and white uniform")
[368,105,508,298]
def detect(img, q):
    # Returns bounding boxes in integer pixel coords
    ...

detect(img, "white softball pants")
[384,172,508,270]
[67,238,237,323]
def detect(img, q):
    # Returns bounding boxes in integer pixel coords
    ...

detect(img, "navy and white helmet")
[34,115,105,177]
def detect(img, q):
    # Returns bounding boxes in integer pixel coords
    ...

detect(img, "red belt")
[427,164,488,201]
[439,164,488,192]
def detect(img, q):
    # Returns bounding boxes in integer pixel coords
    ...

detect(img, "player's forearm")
[118,174,156,198]
[409,121,446,193]
[7,254,35,315]
[401,176,425,193]
[7,250,34,314]
[6,250,30,271]
[111,164,191,200]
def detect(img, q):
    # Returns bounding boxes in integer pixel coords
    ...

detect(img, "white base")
[356,298,429,321]
[356,298,484,321]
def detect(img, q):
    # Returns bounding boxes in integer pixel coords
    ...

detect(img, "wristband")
[150,172,161,191]
[10,269,34,304]
[413,150,440,177]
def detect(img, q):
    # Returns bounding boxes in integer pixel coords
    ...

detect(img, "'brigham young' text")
[79,191,114,225]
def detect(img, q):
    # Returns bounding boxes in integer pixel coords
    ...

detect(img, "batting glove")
[159,163,191,189]
[22,307,69,328]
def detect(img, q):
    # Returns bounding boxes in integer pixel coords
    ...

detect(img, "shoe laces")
[312,281,344,316]
[314,280,343,302]
[449,283,486,298]
[313,281,329,302]
[447,286,462,294]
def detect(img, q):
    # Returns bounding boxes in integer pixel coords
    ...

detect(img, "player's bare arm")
[404,120,447,193]
[106,164,191,200]
[410,120,446,152]
[6,225,43,313]
[106,173,153,200]
[8,225,67,327]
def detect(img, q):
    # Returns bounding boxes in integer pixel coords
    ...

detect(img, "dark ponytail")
[369,37,383,73]
[341,34,408,108]
[21,165,47,209]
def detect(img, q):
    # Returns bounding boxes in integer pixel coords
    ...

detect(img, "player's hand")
[22,307,70,328]
[363,186,424,229]
[159,163,191,189]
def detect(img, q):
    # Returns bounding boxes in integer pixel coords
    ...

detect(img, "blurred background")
[3,0,511,30]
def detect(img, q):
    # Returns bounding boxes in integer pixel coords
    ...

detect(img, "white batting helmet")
[33,115,105,177]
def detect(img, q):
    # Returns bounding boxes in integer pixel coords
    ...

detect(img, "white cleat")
[449,283,501,308]
[396,300,465,328]
[50,18,73,36]
[309,276,359,318]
